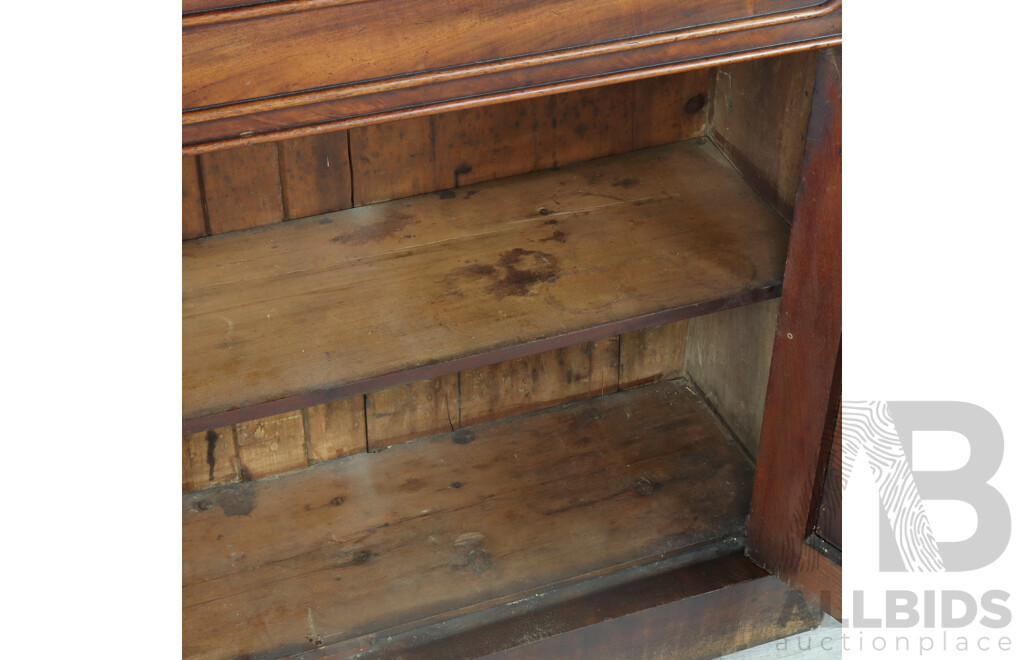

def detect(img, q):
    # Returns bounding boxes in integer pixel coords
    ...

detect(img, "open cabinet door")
[747,46,843,621]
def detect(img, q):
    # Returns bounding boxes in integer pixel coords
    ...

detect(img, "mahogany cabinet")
[182,2,842,657]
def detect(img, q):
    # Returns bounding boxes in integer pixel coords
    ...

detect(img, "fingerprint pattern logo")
[842,401,945,572]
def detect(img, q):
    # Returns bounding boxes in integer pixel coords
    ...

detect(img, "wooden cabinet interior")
[182,47,839,659]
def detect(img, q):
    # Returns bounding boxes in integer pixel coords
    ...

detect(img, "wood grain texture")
[482,566,821,660]
[183,0,823,109]
[460,338,618,427]
[183,140,789,432]
[306,396,366,463]
[709,50,818,221]
[296,554,821,659]
[235,410,308,481]
[350,74,708,208]
[199,142,284,234]
[545,84,634,167]
[632,69,713,150]
[430,98,549,193]
[181,1,841,152]
[366,374,459,450]
[685,298,780,457]
[182,381,755,660]
[183,426,238,493]
[350,117,435,206]
[182,155,207,240]
[618,320,689,390]
[278,131,353,219]
[747,47,842,619]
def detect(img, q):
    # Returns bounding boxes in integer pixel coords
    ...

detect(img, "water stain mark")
[611,177,639,189]
[454,163,473,186]
[467,547,493,573]
[540,230,567,243]
[331,211,414,245]
[452,429,476,445]
[205,429,218,481]
[442,249,560,300]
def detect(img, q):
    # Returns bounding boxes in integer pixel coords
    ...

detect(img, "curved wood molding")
[182,0,841,153]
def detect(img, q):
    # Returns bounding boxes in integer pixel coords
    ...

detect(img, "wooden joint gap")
[301,407,313,466]
[196,155,213,237]
[345,130,355,209]
[361,393,370,454]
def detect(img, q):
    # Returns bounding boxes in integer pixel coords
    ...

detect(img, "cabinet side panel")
[708,51,817,221]
[619,320,689,390]
[684,298,780,456]
[747,46,841,619]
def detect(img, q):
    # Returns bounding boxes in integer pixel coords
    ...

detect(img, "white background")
[844,3,1024,659]
[0,3,1020,657]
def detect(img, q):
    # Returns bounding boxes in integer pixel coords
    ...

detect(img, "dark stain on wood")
[187,482,258,518]
[352,549,373,565]
[612,177,639,188]
[451,481,463,489]
[331,496,345,506]
[452,428,476,445]
[205,429,218,481]
[466,547,494,574]
[331,211,414,245]
[685,93,708,114]
[437,190,457,200]
[400,477,427,492]
[540,230,567,243]
[220,488,257,517]
[487,248,560,298]
[454,163,473,186]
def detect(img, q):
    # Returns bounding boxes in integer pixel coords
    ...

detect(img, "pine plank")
[182,155,207,240]
[618,319,690,390]
[306,397,366,464]
[431,98,548,192]
[350,118,435,206]
[278,131,353,220]
[632,69,712,149]
[183,140,789,431]
[542,84,634,167]
[235,410,307,481]
[182,426,238,493]
[366,374,459,450]
[182,380,755,660]
[461,338,618,427]
[199,142,285,234]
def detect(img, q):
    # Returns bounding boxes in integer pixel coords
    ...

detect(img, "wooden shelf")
[183,139,789,432]
[183,380,757,660]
